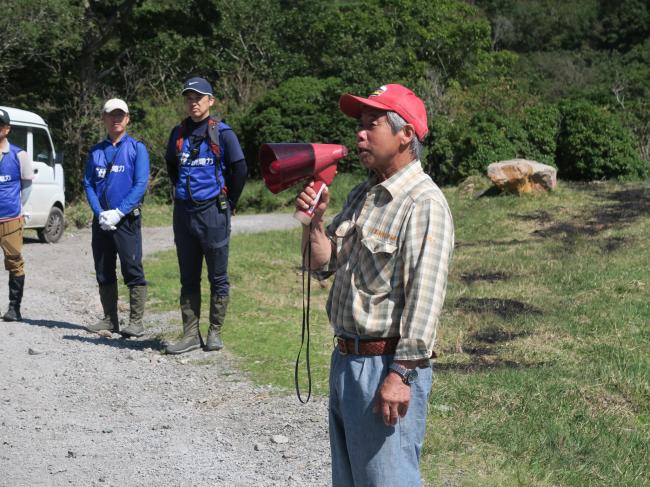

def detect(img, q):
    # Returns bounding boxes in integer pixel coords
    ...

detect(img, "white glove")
[100,221,117,231]
[98,212,113,231]
[100,209,124,228]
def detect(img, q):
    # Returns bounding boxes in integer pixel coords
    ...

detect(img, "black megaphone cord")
[295,221,314,404]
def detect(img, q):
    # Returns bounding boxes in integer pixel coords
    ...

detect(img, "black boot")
[205,295,228,351]
[120,285,147,338]
[165,294,202,355]
[3,274,25,322]
[86,282,119,333]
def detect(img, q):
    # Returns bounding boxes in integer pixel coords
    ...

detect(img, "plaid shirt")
[323,160,454,360]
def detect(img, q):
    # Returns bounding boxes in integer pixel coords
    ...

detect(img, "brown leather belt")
[336,336,399,356]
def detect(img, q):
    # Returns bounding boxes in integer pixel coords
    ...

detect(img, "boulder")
[487,159,557,194]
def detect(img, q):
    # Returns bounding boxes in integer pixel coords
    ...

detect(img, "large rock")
[487,159,557,194]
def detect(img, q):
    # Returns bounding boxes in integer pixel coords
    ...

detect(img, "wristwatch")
[389,362,418,386]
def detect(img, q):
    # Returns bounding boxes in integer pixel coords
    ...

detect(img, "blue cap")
[181,77,213,96]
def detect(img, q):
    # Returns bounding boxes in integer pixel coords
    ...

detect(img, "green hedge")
[426,104,561,184]
[556,100,647,180]
[234,76,359,178]
[426,99,646,185]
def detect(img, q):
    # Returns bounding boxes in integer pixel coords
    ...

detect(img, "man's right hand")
[295,181,330,222]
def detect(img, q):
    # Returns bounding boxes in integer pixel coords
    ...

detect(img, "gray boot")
[86,282,119,333]
[120,285,147,338]
[3,274,25,322]
[165,294,202,355]
[205,295,228,351]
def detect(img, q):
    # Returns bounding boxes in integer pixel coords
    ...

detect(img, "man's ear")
[399,124,415,148]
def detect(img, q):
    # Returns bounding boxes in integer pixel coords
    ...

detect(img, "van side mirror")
[55,151,64,165]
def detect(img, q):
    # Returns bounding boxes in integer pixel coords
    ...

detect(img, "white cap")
[102,98,129,114]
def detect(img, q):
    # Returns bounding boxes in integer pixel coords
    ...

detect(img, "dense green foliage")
[556,100,647,180]
[2,0,648,202]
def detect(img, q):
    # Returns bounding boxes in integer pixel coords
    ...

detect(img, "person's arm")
[374,197,454,426]
[225,159,247,210]
[83,151,104,217]
[115,142,150,216]
[165,128,179,187]
[395,197,454,361]
[220,130,247,210]
[18,151,33,205]
[297,182,334,269]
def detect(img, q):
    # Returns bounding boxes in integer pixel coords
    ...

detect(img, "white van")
[0,106,65,243]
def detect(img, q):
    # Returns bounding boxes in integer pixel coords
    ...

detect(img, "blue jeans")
[329,349,433,487]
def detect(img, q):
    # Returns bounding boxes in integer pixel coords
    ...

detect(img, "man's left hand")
[100,209,124,227]
[373,372,411,426]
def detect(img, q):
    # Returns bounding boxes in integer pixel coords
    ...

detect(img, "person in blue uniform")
[0,108,33,322]
[84,98,150,337]
[164,77,247,354]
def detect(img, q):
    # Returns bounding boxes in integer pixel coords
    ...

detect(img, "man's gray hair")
[386,111,423,160]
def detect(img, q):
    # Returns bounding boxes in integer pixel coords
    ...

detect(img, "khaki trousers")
[0,218,25,277]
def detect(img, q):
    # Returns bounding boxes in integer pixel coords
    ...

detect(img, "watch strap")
[389,362,416,385]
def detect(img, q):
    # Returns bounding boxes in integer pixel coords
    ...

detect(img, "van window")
[33,128,53,166]
[8,126,28,151]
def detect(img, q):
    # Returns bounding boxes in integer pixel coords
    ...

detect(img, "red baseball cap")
[339,84,428,140]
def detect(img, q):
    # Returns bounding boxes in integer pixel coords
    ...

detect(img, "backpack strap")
[207,116,221,158]
[175,120,186,157]
[175,116,221,159]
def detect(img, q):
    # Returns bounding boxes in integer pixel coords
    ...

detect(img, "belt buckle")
[336,337,348,355]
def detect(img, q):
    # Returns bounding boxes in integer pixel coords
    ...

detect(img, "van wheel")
[37,207,65,243]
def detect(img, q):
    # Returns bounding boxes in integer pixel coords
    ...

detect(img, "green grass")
[64,172,367,229]
[145,227,334,393]
[64,199,174,228]
[145,179,650,486]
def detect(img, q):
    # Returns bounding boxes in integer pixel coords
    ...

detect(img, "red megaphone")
[260,143,348,225]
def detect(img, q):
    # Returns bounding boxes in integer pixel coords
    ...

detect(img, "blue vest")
[89,134,140,211]
[0,144,23,219]
[174,121,230,202]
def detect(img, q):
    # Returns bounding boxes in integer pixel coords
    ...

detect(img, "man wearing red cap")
[297,84,454,486]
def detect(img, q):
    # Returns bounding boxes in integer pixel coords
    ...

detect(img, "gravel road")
[0,213,333,487]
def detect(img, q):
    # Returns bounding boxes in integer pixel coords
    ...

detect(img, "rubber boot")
[120,285,147,338]
[165,294,202,355]
[205,295,228,351]
[86,282,119,333]
[3,274,25,322]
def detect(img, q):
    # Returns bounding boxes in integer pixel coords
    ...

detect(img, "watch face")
[405,368,418,385]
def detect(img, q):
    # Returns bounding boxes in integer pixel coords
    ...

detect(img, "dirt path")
[0,214,332,487]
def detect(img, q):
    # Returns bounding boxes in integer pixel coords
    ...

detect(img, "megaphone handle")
[293,181,327,226]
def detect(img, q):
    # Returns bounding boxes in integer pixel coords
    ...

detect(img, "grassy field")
[144,178,649,486]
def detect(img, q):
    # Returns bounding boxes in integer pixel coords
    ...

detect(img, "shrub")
[556,100,647,180]
[521,104,560,166]
[64,202,93,229]
[424,116,456,184]
[454,110,528,180]
[235,76,358,178]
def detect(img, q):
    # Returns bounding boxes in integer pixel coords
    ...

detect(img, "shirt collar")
[104,133,129,147]
[369,159,422,198]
